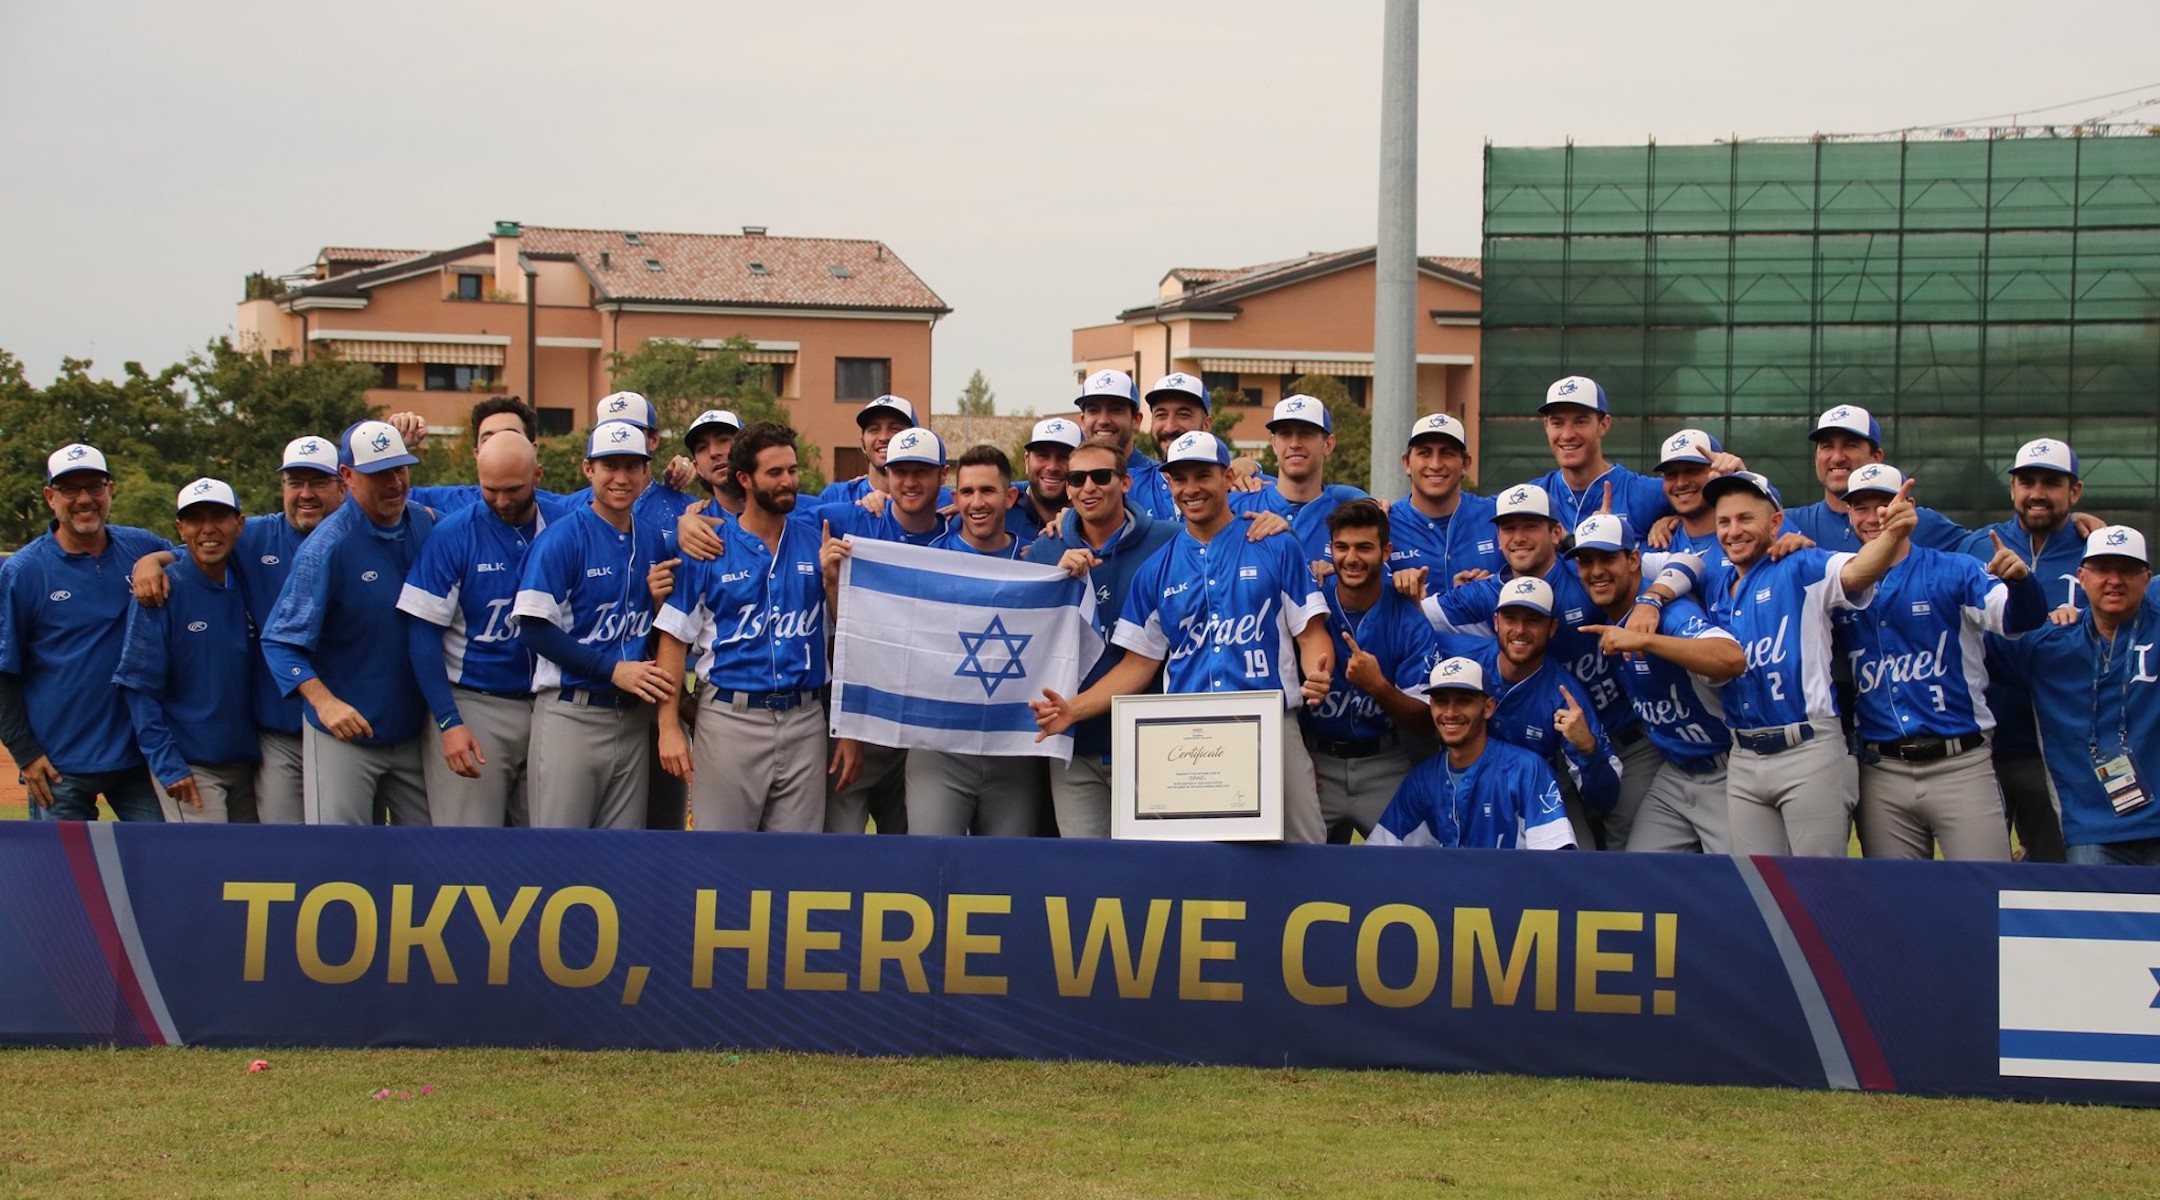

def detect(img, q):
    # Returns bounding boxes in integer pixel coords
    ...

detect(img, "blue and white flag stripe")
[832,538,1103,761]
[1999,889,2160,1082]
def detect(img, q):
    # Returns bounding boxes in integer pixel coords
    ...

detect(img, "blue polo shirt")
[232,514,311,734]
[1537,462,1669,534]
[114,560,260,785]
[1965,517,2089,758]
[818,500,946,548]
[0,525,174,773]
[1785,500,1966,556]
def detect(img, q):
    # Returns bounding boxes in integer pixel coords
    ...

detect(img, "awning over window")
[325,339,417,364]
[739,349,797,365]
[323,340,505,367]
[1194,356,1374,378]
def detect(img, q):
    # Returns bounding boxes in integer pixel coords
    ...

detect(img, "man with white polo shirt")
[1699,469,1912,857]
[398,433,562,827]
[1030,431,1335,843]
[1368,655,1575,850]
[1387,413,1502,594]
[1229,395,1370,568]
[1533,375,1669,534]
[1831,463,2047,860]
[261,421,438,826]
[1961,437,2088,861]
[115,479,259,823]
[1994,525,2160,865]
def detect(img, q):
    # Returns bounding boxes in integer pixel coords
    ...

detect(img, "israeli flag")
[832,539,1103,761]
[2000,890,2160,1082]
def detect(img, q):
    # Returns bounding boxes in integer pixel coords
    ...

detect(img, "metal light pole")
[1370,0,1418,500]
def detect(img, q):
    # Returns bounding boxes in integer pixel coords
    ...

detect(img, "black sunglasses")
[1069,468,1120,488]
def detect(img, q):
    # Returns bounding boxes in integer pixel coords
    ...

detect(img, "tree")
[186,338,378,517]
[957,369,996,416]
[603,336,821,491]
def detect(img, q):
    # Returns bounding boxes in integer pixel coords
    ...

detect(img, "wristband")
[1633,593,1666,611]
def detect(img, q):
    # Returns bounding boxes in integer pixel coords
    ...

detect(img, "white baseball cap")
[1145,372,1209,411]
[1811,404,1882,445]
[1702,470,1785,512]
[340,421,419,474]
[1540,375,1608,414]
[684,409,742,448]
[280,435,338,475]
[856,394,918,428]
[2007,438,2080,479]
[1655,428,1722,469]
[1493,483,1557,523]
[1426,655,1488,695]
[2084,526,2149,566]
[1567,513,1637,556]
[176,477,240,514]
[884,427,946,468]
[1026,417,1083,451]
[1496,575,1557,617]
[1842,462,1906,501]
[45,443,110,483]
[594,390,656,430]
[1162,431,1232,469]
[1075,369,1139,408]
[585,419,651,460]
[1268,394,1332,434]
[1407,412,1468,449]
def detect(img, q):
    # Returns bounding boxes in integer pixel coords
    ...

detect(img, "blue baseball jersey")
[1993,582,2160,849]
[1303,578,1436,744]
[1704,548,1866,730]
[1386,492,1504,585]
[1663,523,1730,574]
[1424,561,1636,737]
[1610,598,1734,767]
[817,500,945,548]
[1833,547,2038,743]
[114,561,260,785]
[655,516,828,694]
[0,525,174,774]
[929,526,1030,559]
[513,506,669,693]
[1369,739,1573,850]
[397,502,552,696]
[1227,482,1370,566]
[261,498,436,745]
[1965,518,2089,758]
[1427,634,1623,814]
[1784,500,1967,556]
[233,514,310,734]
[1114,524,1328,708]
[1537,462,1670,534]
[1126,450,1177,521]
[409,483,568,515]
[1023,505,1179,759]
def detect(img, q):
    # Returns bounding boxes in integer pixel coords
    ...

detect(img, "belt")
[1611,721,1648,750]
[454,683,536,701]
[1864,731,1986,764]
[713,688,815,712]
[1732,723,1815,756]
[1306,730,1401,760]
[558,687,643,710]
[1671,752,1729,778]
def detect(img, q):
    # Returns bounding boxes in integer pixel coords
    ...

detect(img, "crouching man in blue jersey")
[262,422,437,826]
[1995,526,2160,865]
[114,479,258,823]
[1368,655,1575,849]
[1029,432,1335,843]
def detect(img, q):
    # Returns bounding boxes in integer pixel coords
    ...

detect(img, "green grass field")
[2,1048,2155,1198]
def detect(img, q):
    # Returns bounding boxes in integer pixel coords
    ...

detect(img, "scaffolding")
[1479,132,2160,527]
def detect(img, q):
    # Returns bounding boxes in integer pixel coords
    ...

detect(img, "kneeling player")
[1369,656,1574,849]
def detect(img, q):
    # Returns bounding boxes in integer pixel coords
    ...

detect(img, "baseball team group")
[4,365,2157,867]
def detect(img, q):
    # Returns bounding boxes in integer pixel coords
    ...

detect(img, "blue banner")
[3,821,2157,1106]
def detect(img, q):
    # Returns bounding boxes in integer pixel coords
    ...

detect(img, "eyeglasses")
[50,479,111,499]
[1070,468,1120,488]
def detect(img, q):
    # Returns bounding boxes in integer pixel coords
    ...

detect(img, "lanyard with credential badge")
[2088,625,2151,814]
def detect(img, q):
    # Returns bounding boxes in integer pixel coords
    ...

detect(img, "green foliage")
[1255,375,1371,488]
[603,337,819,491]
[241,271,287,301]
[957,369,996,416]
[0,341,377,548]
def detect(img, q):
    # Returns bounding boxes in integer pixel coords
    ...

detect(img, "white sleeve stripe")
[395,583,458,627]
[511,587,570,629]
[1114,615,1169,660]
[1524,818,1577,850]
[1974,581,2011,634]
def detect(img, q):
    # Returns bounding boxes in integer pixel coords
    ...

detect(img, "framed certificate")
[1110,692,1285,842]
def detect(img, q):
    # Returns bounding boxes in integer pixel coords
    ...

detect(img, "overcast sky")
[3,1,2155,413]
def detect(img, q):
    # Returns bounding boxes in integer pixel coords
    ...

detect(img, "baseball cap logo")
[1512,579,1536,595]
[2107,528,2131,547]
[608,425,631,444]
[1508,487,1530,504]
[1556,379,1579,396]
[1829,406,1852,421]
[607,396,628,412]
[1168,374,1187,386]
[370,431,392,452]
[193,481,213,495]
[64,446,86,461]
[2030,441,2051,455]
[1442,660,1464,676]
[1286,398,1306,412]
[1046,420,1068,433]
[1174,433,1201,452]
[300,440,320,454]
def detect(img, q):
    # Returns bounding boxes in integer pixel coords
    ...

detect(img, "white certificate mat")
[1111,692,1285,842]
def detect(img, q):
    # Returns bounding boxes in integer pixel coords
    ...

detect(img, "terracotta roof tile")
[318,247,431,265]
[518,226,948,313]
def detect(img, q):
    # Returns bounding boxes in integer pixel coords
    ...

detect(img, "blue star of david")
[955,615,1032,697]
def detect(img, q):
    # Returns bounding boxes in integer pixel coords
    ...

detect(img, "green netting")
[1480,135,2160,526]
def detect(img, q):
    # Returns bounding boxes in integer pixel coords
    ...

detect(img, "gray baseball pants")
[1048,754,1114,838]
[1726,719,1856,857]
[255,730,305,824]
[423,688,535,828]
[825,742,909,834]
[302,726,428,826]
[1858,739,2011,861]
[1625,758,1731,853]
[690,695,826,833]
[904,750,1046,837]
[1311,741,1413,839]
[527,693,650,830]
[153,761,256,824]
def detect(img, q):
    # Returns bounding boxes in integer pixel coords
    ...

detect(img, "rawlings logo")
[186,620,208,633]
[48,589,70,602]
[360,570,379,582]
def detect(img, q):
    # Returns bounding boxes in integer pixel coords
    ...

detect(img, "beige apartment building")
[236,221,949,479]
[1073,247,1481,454]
